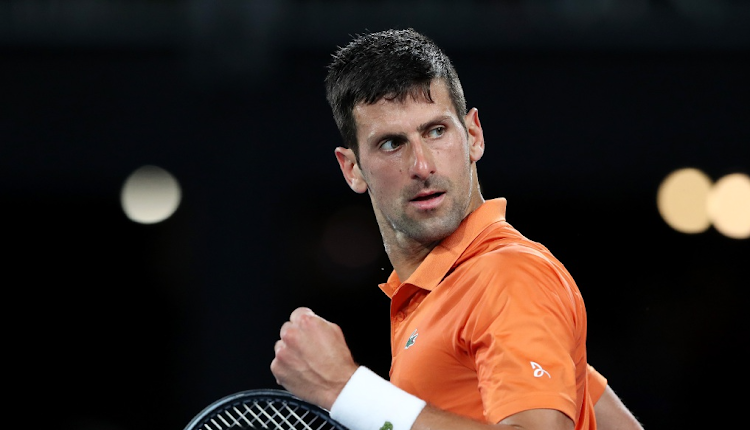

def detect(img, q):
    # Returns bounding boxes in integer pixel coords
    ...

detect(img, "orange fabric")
[379,198,597,429]
[588,364,608,404]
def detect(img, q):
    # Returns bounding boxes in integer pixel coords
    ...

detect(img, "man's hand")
[270,307,359,410]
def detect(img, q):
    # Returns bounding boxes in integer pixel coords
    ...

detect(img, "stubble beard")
[386,177,470,247]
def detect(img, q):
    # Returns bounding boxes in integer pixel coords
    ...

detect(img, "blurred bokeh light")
[121,165,182,224]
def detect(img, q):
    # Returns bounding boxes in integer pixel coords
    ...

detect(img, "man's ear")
[465,108,485,163]
[334,147,368,193]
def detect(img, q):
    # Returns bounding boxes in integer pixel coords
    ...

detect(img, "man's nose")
[408,140,436,180]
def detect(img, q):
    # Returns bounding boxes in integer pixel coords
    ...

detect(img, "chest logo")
[405,329,418,349]
[530,361,551,378]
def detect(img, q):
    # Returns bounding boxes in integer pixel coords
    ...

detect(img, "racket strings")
[199,398,338,430]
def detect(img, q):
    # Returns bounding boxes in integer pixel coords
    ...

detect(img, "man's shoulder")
[455,223,562,278]
[466,219,549,256]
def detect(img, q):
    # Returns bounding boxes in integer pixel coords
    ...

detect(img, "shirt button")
[395,312,405,322]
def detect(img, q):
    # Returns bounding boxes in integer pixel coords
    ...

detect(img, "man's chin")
[404,217,461,244]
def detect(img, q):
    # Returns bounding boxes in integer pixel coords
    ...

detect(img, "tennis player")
[271,28,643,430]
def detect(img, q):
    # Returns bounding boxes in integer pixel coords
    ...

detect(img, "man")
[271,28,643,430]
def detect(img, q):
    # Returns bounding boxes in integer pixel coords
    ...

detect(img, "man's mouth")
[409,191,446,210]
[411,191,445,202]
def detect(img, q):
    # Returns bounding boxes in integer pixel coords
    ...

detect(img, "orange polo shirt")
[379,198,600,428]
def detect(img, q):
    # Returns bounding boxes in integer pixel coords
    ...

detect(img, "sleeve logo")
[530,361,551,378]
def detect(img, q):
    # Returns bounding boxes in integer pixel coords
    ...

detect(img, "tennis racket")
[184,388,349,430]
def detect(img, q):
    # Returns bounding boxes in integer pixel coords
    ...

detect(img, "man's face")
[347,79,484,247]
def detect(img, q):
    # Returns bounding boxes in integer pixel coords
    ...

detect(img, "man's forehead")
[352,81,456,126]
[355,79,450,109]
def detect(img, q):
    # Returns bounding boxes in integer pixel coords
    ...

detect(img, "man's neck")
[385,237,440,282]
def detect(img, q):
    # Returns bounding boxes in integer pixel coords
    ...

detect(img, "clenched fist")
[270,307,359,410]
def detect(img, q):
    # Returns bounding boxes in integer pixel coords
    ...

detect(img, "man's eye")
[428,126,445,138]
[380,139,401,151]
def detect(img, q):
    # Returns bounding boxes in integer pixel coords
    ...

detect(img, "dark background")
[2,1,748,429]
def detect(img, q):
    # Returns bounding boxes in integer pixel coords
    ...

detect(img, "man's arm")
[271,307,574,430]
[408,404,573,430]
[594,385,645,430]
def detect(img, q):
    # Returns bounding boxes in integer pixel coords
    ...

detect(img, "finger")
[269,358,284,386]
[279,320,293,339]
[290,307,315,322]
[273,339,285,354]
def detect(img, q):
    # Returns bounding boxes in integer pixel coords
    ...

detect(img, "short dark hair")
[325,28,467,157]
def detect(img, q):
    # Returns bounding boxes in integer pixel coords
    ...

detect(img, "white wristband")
[330,366,426,430]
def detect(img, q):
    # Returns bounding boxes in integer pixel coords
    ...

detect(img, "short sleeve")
[463,248,584,423]
[587,364,608,403]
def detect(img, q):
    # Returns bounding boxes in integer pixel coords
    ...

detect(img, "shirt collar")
[379,198,508,298]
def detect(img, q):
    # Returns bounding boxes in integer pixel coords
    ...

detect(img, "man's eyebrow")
[369,131,407,145]
[417,115,452,133]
